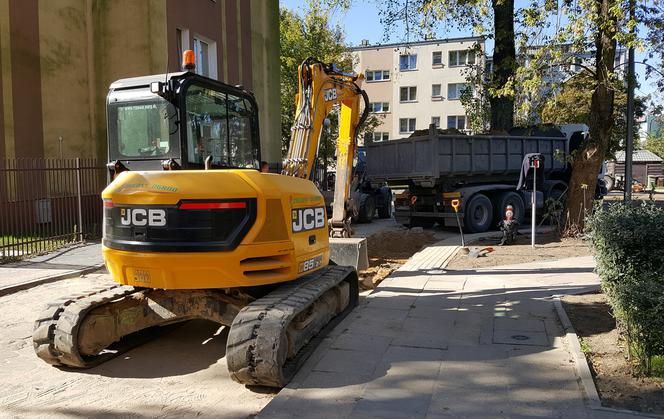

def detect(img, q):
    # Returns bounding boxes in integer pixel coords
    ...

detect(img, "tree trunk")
[564,0,617,233]
[490,0,516,131]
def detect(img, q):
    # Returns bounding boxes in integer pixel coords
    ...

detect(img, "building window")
[431,84,442,98]
[193,35,217,79]
[447,83,470,100]
[366,69,390,81]
[448,50,476,67]
[370,102,390,113]
[431,117,440,128]
[432,51,442,66]
[176,28,190,70]
[372,132,389,142]
[399,54,417,71]
[399,118,416,133]
[400,86,417,102]
[447,115,467,130]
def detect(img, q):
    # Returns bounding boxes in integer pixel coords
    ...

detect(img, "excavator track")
[226,265,359,387]
[33,285,140,368]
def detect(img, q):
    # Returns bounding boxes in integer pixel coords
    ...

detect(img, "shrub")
[586,202,664,375]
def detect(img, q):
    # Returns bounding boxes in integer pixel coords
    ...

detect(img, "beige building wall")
[353,37,485,141]
[0,0,280,163]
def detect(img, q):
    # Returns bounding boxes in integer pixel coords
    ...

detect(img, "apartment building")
[0,0,280,163]
[352,36,485,142]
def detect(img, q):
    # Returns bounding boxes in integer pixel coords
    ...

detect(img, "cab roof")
[109,72,189,90]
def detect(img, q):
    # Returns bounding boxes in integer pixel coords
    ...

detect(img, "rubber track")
[33,284,139,368]
[226,265,359,387]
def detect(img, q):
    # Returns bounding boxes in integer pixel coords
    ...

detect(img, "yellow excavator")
[32,52,369,387]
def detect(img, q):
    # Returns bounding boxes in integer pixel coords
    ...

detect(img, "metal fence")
[0,158,107,262]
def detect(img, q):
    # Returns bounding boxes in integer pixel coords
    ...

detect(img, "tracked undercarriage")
[33,265,358,387]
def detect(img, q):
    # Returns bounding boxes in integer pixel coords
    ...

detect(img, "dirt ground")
[0,273,276,419]
[562,292,664,415]
[445,231,592,270]
[358,229,437,289]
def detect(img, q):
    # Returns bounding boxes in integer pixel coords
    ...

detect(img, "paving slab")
[261,240,653,418]
[0,242,104,295]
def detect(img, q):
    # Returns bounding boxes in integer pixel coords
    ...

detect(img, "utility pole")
[624,0,635,202]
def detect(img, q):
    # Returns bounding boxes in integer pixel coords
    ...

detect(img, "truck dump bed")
[366,129,568,186]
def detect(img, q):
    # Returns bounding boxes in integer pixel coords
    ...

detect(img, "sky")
[279,0,661,106]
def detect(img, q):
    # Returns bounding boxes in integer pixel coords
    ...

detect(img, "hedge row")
[586,202,664,374]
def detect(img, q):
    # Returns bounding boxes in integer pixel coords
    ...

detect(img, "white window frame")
[176,28,190,70]
[372,131,389,142]
[432,51,442,66]
[399,54,417,71]
[192,34,217,79]
[399,118,416,134]
[447,83,470,100]
[448,49,476,67]
[365,69,391,82]
[431,84,442,98]
[400,86,417,102]
[431,116,440,128]
[447,115,467,130]
[369,102,390,113]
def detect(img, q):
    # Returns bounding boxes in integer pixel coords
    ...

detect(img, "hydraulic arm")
[282,57,369,238]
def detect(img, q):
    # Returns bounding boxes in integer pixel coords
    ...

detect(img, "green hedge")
[586,202,664,375]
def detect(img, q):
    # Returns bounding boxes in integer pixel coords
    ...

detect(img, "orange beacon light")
[183,50,196,71]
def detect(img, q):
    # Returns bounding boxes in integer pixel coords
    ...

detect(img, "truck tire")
[356,193,375,223]
[377,187,392,219]
[494,191,525,225]
[464,193,493,233]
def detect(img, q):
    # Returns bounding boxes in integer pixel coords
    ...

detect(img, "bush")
[586,202,664,375]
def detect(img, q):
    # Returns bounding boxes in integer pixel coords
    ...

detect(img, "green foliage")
[540,71,647,156]
[280,2,352,157]
[460,43,491,133]
[645,116,664,158]
[586,202,664,375]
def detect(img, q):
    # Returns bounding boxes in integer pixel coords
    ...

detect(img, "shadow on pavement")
[77,319,228,379]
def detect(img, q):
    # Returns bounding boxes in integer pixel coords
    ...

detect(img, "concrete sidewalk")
[260,251,640,418]
[0,242,104,295]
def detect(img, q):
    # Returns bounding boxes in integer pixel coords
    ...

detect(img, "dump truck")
[365,124,588,233]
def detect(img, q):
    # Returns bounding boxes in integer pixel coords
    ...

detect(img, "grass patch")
[579,337,591,354]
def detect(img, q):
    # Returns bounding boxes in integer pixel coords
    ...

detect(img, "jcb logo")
[120,208,167,227]
[323,88,337,101]
[292,206,325,233]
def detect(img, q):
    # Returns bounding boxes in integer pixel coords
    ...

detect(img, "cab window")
[185,84,258,168]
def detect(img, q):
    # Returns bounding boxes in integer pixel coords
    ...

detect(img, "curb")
[0,264,105,297]
[553,295,662,418]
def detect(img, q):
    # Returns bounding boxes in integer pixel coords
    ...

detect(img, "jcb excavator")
[32,52,369,387]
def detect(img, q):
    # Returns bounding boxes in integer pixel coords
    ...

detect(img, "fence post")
[76,157,83,242]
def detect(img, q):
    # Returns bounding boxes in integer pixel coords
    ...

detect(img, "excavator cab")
[106,72,260,175]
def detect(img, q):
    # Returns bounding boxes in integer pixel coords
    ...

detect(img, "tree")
[541,70,646,154]
[645,115,664,157]
[280,2,383,174]
[515,0,661,231]
[376,0,517,131]
[280,2,352,156]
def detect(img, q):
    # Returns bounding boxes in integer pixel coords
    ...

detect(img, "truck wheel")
[464,194,493,233]
[494,191,525,225]
[357,194,375,223]
[377,187,392,218]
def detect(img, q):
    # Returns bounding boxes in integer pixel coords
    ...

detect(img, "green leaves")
[280,4,353,156]
[586,202,664,375]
